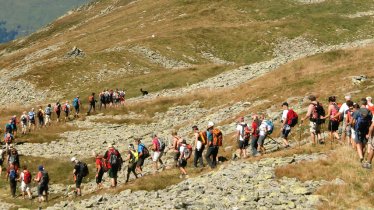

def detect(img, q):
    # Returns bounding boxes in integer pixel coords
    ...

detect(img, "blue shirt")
[207,131,213,143]
[138,143,145,154]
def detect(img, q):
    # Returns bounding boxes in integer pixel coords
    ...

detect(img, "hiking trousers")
[88,103,95,113]
[251,136,259,156]
[205,146,218,168]
[9,180,16,197]
[194,148,204,167]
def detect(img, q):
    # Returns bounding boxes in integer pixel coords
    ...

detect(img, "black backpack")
[80,162,89,177]
[141,144,150,158]
[40,171,49,186]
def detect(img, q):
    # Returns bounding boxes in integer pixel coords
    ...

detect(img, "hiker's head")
[76,96,79,98]
[328,96,336,103]
[107,144,114,149]
[366,96,372,103]
[92,92,95,96]
[192,125,198,132]
[38,165,44,171]
[23,165,27,170]
[6,133,11,137]
[239,116,244,122]
[10,164,15,170]
[347,100,354,108]
[171,130,177,136]
[308,95,317,102]
[39,106,42,109]
[71,157,78,163]
[31,108,34,111]
[353,103,360,109]
[361,98,368,106]
[207,121,214,130]
[11,149,16,154]
[128,144,135,150]
[345,95,351,101]
[134,138,141,145]
[282,102,289,110]
[8,119,11,123]
[23,111,26,114]
[182,139,187,144]
[151,133,157,138]
[252,114,258,120]
[66,100,69,104]
[48,104,51,107]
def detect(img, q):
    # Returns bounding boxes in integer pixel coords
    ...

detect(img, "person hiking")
[192,126,205,168]
[20,111,28,135]
[178,139,192,178]
[10,115,18,138]
[62,101,71,121]
[34,165,49,202]
[104,145,122,188]
[362,116,374,169]
[72,96,81,118]
[322,96,341,143]
[0,149,4,175]
[250,115,261,156]
[366,96,374,115]
[4,133,15,152]
[8,147,20,170]
[352,98,373,163]
[5,119,13,135]
[6,164,17,198]
[301,95,325,145]
[99,90,106,110]
[37,106,45,128]
[87,92,96,115]
[281,102,297,148]
[205,122,223,168]
[151,133,165,174]
[344,101,355,147]
[236,117,249,158]
[135,138,149,175]
[348,103,360,149]
[258,117,271,154]
[170,131,182,167]
[119,89,126,105]
[45,104,52,126]
[124,144,139,183]
[18,165,32,199]
[54,102,61,122]
[339,95,353,144]
[94,153,105,189]
[71,157,89,196]
[28,108,36,132]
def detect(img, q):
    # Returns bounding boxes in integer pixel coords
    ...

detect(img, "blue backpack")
[265,120,274,135]
[72,98,79,107]
[355,108,372,133]
[9,169,16,181]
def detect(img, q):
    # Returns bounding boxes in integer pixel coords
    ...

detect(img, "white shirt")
[236,123,247,141]
[20,172,26,185]
[259,122,268,136]
[339,103,349,117]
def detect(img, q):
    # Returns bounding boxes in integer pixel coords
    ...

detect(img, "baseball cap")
[207,121,214,128]
[71,157,77,162]
[38,165,44,171]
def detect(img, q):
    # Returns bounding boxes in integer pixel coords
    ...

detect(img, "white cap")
[71,157,77,162]
[207,121,214,128]
[344,95,351,100]
[366,96,372,101]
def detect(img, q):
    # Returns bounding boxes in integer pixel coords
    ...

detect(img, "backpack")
[11,117,16,125]
[239,124,250,140]
[212,128,223,146]
[9,169,16,181]
[79,162,89,177]
[287,109,299,127]
[62,104,69,112]
[89,96,94,103]
[101,158,109,172]
[54,104,61,112]
[109,150,120,167]
[40,171,49,186]
[37,110,44,118]
[355,108,372,133]
[265,120,274,135]
[45,107,51,115]
[5,124,12,133]
[183,144,192,159]
[28,112,35,120]
[72,98,79,107]
[9,154,17,164]
[21,115,27,124]
[199,132,207,145]
[158,138,166,152]
[331,103,341,122]
[140,144,150,158]
[129,150,139,164]
[23,170,32,184]
[310,103,325,124]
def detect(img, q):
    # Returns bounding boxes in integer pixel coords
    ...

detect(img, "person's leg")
[193,149,198,167]
[205,147,213,168]
[251,136,258,156]
[212,147,218,167]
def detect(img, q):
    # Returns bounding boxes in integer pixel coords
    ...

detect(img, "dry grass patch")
[275,146,374,209]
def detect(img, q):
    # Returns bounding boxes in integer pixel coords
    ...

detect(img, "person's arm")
[193,133,198,150]
[124,153,131,162]
[368,121,374,138]
[301,105,313,122]
[322,105,332,120]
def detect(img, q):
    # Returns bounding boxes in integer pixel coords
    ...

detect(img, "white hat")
[71,157,77,162]
[207,121,214,128]
[344,95,351,100]
[366,96,372,101]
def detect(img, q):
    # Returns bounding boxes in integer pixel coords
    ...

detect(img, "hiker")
[170,131,182,167]
[362,116,374,169]
[10,115,18,138]
[104,145,122,187]
[135,138,149,175]
[71,157,89,195]
[367,96,374,114]
[192,126,205,167]
[205,122,223,168]
[4,133,15,151]
[8,147,20,170]
[151,133,165,173]
[339,95,353,144]
[348,103,360,149]
[124,144,139,183]
[178,139,192,178]
[352,98,373,163]
[34,165,49,202]
[258,118,271,154]
[345,101,355,147]
[72,96,81,118]
[236,117,249,158]
[281,102,298,148]
[37,106,45,127]
[62,101,71,121]
[250,115,261,157]
[20,111,28,135]
[322,96,341,143]
[18,165,32,199]
[45,104,52,126]
[301,95,325,145]
[119,89,126,105]
[87,92,96,115]
[6,164,17,198]
[5,119,13,135]
[99,90,106,110]
[28,108,36,132]
[0,149,4,175]
[54,102,61,122]
[94,153,105,189]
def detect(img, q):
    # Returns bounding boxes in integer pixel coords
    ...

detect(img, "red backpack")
[287,109,299,127]
[23,170,32,184]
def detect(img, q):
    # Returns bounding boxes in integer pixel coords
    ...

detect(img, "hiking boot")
[362,162,372,169]
[185,175,189,179]
[179,174,184,179]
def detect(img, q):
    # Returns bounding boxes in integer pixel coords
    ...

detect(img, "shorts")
[345,125,352,137]
[137,157,145,167]
[238,140,245,149]
[174,151,180,161]
[281,128,291,139]
[258,135,266,146]
[178,159,187,168]
[21,182,31,192]
[75,175,83,188]
[74,106,79,113]
[310,122,321,134]
[30,119,36,125]
[368,137,374,150]
[108,167,118,179]
[328,120,339,132]
[354,130,368,144]
[11,125,17,131]
[152,151,163,162]
[0,159,3,166]
[127,163,137,173]
[38,185,48,196]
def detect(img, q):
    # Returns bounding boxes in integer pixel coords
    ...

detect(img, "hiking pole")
[267,136,282,145]
[298,124,302,148]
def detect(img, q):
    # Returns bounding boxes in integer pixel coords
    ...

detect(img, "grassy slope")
[0,0,373,100]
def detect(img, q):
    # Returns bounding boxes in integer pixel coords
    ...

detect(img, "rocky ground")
[48,153,330,210]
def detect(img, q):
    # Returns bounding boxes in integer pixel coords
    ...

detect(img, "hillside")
[0,0,88,43]
[0,0,373,209]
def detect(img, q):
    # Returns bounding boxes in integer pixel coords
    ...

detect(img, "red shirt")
[152,137,159,152]
[252,121,259,137]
